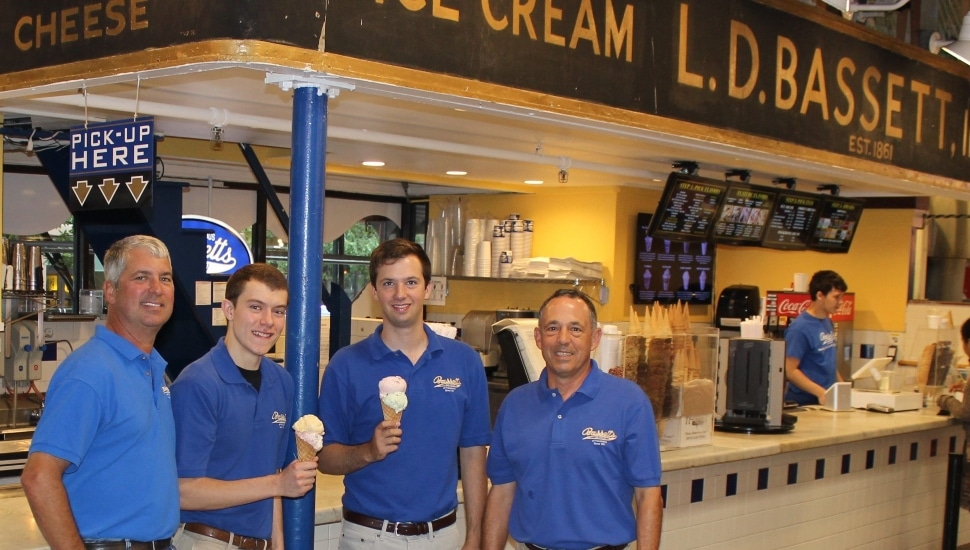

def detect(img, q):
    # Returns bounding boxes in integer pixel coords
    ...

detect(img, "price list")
[711,185,775,243]
[655,178,726,239]
[761,192,820,250]
[810,197,863,252]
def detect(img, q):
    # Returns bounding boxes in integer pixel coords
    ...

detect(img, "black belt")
[525,544,627,550]
[342,508,457,536]
[182,522,270,550]
[83,538,171,550]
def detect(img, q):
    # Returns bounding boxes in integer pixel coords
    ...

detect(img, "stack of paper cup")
[524,220,534,258]
[476,240,491,277]
[485,219,501,241]
[499,251,513,278]
[491,226,507,277]
[597,325,622,373]
[463,219,484,276]
[510,221,526,261]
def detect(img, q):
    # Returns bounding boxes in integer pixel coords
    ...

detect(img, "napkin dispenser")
[716,338,793,433]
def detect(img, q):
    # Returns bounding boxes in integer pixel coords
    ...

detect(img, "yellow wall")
[715,208,912,331]
[427,186,661,322]
[428,191,912,331]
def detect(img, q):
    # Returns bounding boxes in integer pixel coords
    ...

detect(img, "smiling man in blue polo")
[170,263,318,550]
[484,289,663,550]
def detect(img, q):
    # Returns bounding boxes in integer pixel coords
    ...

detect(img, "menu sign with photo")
[635,213,714,305]
[809,196,865,253]
[761,191,822,250]
[647,173,728,241]
[711,184,776,245]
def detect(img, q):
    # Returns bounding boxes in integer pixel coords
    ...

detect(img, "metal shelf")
[446,276,602,286]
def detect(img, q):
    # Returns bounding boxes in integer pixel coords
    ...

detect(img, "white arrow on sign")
[127,175,149,203]
[99,177,120,203]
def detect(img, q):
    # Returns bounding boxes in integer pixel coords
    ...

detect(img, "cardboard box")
[661,413,713,449]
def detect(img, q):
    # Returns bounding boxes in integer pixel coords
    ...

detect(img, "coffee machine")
[715,338,794,433]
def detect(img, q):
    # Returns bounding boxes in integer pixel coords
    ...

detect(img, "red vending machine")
[765,291,856,381]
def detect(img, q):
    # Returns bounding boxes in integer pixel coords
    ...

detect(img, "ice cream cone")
[381,401,404,423]
[295,435,318,461]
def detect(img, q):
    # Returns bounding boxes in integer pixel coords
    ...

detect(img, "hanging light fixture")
[942,13,970,66]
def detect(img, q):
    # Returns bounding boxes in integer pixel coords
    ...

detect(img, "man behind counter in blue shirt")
[484,289,663,550]
[784,270,848,406]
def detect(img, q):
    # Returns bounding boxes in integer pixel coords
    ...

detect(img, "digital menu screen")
[635,213,715,305]
[647,172,729,241]
[760,190,822,250]
[809,196,865,253]
[711,183,776,245]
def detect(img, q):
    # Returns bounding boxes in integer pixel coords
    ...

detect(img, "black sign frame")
[808,196,865,253]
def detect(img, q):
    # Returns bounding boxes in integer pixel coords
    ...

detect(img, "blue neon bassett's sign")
[68,117,155,211]
[181,215,253,276]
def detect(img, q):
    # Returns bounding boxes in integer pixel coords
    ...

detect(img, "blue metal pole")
[283,84,327,550]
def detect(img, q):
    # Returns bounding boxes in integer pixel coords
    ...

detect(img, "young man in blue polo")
[317,238,491,549]
[171,263,318,549]
[484,289,663,550]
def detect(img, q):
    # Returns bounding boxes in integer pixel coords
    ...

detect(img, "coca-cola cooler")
[765,291,855,381]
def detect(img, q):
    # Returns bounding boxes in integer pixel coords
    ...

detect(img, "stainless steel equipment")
[461,310,500,368]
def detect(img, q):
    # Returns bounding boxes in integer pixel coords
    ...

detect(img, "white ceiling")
[0,62,953,200]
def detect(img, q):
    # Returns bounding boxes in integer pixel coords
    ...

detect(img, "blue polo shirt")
[319,324,491,522]
[170,339,294,539]
[487,364,661,549]
[785,311,837,405]
[30,325,179,541]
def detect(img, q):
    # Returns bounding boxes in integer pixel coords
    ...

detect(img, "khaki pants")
[338,519,460,550]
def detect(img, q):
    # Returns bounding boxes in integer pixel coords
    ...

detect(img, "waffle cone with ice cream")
[292,414,324,461]
[379,376,408,423]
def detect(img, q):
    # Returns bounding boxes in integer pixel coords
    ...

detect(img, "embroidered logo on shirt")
[272,411,287,429]
[433,375,462,392]
[817,331,837,352]
[582,427,618,446]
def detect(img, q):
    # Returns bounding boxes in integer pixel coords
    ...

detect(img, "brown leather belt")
[82,538,172,550]
[525,544,627,550]
[182,522,270,550]
[342,508,457,536]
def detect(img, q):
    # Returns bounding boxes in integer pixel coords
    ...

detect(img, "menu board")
[634,213,715,305]
[760,190,822,250]
[711,183,776,245]
[809,196,865,253]
[647,172,728,241]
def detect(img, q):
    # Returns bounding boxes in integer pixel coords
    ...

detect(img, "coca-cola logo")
[777,297,810,316]
[775,294,854,320]
[833,297,854,318]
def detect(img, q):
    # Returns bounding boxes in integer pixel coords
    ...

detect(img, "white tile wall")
[659,427,970,549]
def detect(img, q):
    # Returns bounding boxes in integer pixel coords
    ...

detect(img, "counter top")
[660,406,954,471]
[0,407,958,550]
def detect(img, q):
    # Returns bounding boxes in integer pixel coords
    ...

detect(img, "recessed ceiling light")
[524,180,544,185]
[446,170,467,176]
[362,161,385,167]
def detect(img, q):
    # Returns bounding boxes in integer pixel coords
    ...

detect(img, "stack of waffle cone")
[381,401,404,423]
[295,434,319,461]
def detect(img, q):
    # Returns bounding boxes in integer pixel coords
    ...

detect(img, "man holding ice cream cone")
[170,263,318,549]
[318,239,491,550]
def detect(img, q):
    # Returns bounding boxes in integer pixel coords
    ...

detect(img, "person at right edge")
[784,270,849,406]
[317,238,491,549]
[484,289,663,550]
[937,318,970,513]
